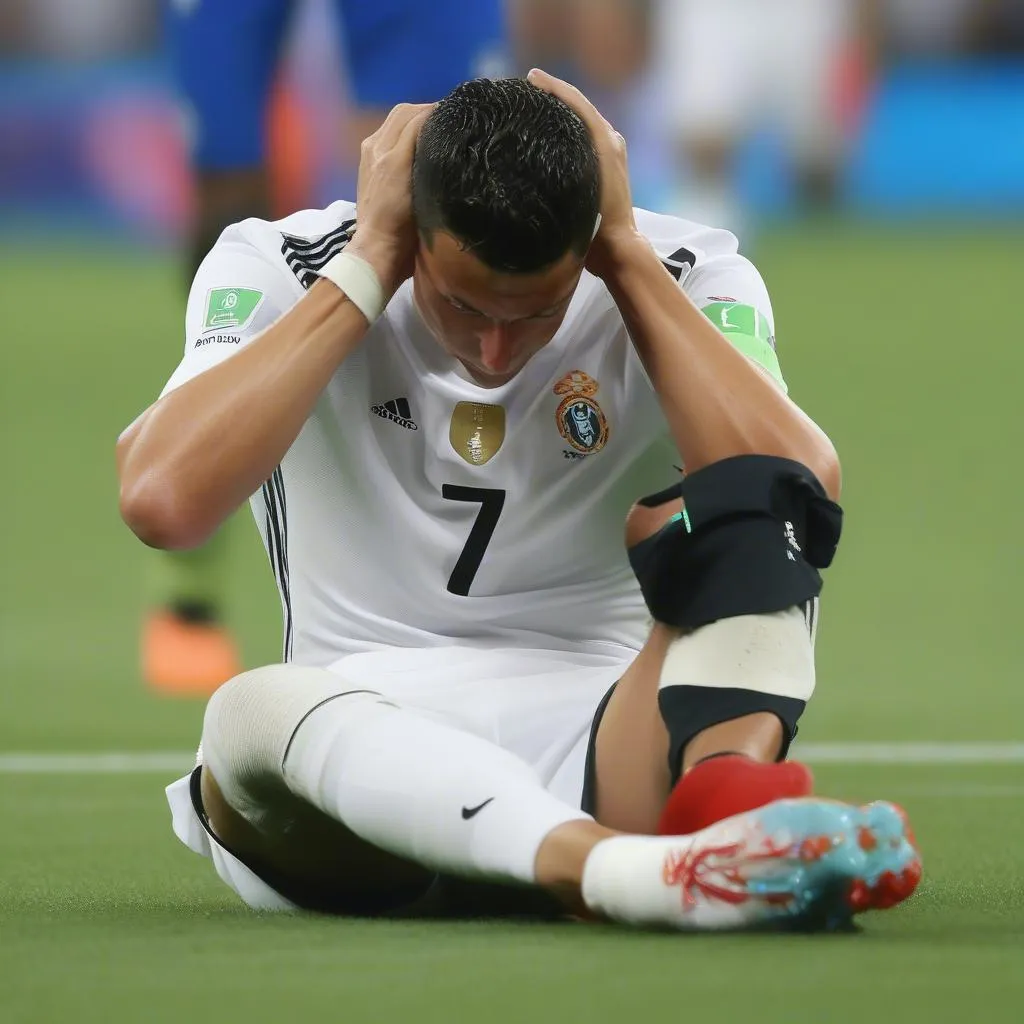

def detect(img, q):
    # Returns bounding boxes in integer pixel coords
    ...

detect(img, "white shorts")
[166,646,635,911]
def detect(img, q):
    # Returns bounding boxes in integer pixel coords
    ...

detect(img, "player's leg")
[579,460,921,920]
[593,618,812,837]
[167,0,294,275]
[190,663,918,929]
[151,0,294,693]
[334,0,510,158]
[593,460,830,836]
[772,0,856,211]
[195,664,605,913]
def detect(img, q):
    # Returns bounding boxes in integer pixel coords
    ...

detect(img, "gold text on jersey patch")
[553,370,609,455]
[450,402,506,466]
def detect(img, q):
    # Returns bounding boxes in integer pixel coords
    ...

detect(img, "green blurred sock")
[151,524,231,622]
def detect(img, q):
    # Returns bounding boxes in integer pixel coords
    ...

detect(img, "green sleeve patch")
[203,287,264,331]
[701,301,786,392]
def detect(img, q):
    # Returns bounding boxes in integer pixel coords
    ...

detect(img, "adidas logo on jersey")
[371,397,418,430]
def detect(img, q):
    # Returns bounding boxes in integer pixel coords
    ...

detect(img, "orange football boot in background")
[143,610,241,696]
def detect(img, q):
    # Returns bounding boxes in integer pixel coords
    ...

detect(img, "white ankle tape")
[660,607,816,701]
[317,251,386,323]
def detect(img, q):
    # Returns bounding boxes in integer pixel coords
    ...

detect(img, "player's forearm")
[118,280,367,549]
[602,235,840,497]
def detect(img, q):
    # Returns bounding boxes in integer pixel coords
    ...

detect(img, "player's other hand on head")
[526,69,640,280]
[348,102,434,298]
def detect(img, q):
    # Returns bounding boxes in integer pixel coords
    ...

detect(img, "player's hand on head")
[526,69,639,280]
[348,102,433,297]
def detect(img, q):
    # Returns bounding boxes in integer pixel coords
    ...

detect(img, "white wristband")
[316,251,386,324]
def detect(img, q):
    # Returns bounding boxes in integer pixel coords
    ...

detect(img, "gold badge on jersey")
[450,402,506,466]
[553,370,609,455]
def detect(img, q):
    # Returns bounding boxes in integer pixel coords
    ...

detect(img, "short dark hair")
[412,78,600,274]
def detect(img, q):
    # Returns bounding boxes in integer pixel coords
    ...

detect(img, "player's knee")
[629,457,842,629]
[624,491,682,549]
[201,664,366,814]
[202,669,283,812]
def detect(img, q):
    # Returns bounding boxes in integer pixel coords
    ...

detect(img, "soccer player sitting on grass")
[117,73,921,928]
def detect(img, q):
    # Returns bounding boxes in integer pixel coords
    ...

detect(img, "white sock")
[581,829,756,931]
[582,798,858,932]
[582,835,694,926]
[282,693,590,885]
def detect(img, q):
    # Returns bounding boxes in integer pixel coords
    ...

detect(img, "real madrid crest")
[553,370,609,456]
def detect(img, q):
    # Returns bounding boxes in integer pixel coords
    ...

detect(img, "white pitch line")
[864,784,1024,798]
[0,752,192,774]
[0,742,1023,774]
[794,742,1024,764]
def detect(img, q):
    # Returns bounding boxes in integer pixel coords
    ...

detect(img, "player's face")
[413,231,585,387]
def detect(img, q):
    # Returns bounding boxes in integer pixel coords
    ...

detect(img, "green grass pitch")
[1,225,1022,1021]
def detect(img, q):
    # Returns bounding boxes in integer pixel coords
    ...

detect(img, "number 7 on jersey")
[442,485,506,596]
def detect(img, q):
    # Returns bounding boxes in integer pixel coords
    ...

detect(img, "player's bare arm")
[117,104,431,551]
[528,70,841,499]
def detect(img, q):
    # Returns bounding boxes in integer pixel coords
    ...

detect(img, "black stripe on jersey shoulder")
[282,216,355,249]
[261,466,293,661]
[661,245,697,282]
[281,218,357,290]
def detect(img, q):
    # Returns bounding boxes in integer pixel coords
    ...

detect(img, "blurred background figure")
[649,0,872,237]
[147,0,510,695]
[882,0,987,56]
[510,0,668,208]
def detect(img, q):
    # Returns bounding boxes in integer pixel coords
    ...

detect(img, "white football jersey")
[161,201,779,668]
